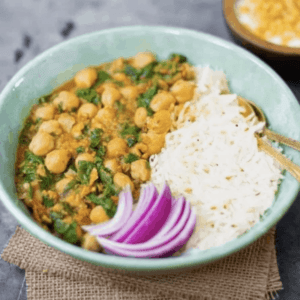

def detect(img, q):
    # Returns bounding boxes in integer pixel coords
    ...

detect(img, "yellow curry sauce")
[15,52,196,251]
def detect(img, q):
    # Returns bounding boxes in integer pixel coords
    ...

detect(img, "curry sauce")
[15,52,196,250]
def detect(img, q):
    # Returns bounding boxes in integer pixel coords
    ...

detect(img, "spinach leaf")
[76,146,85,154]
[77,161,95,185]
[99,168,113,185]
[19,119,33,145]
[89,128,103,149]
[63,221,78,244]
[126,137,137,148]
[93,70,111,87]
[137,84,157,116]
[28,185,33,199]
[112,79,124,87]
[96,145,106,158]
[64,179,79,193]
[57,103,64,113]
[139,62,157,80]
[19,151,44,183]
[50,211,63,220]
[120,123,141,139]
[37,94,51,104]
[169,53,187,63]
[24,151,44,165]
[119,123,141,148]
[51,214,78,244]
[124,65,140,82]
[62,202,74,215]
[54,218,69,234]
[39,173,55,191]
[87,193,117,218]
[124,153,139,164]
[20,165,36,183]
[42,195,55,208]
[76,88,101,105]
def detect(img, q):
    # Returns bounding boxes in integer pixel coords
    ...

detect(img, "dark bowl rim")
[222,0,300,57]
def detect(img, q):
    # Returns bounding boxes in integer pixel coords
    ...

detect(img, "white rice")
[149,66,283,251]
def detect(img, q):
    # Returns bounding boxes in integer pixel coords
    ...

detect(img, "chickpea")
[71,122,84,138]
[130,142,148,157]
[120,86,139,101]
[29,131,55,156]
[58,113,76,133]
[158,79,169,91]
[131,52,156,69]
[90,118,106,130]
[90,205,110,224]
[45,149,71,174]
[75,153,94,169]
[36,164,46,177]
[147,110,171,134]
[141,131,166,157]
[181,63,195,80]
[134,107,148,128]
[109,57,125,73]
[78,103,98,119]
[53,91,80,112]
[101,87,121,107]
[112,73,131,85]
[82,233,101,252]
[55,177,74,194]
[38,120,62,135]
[107,138,128,158]
[74,67,97,88]
[170,80,196,103]
[104,159,121,174]
[95,107,116,127]
[113,172,134,191]
[95,82,117,94]
[131,159,151,181]
[35,104,55,121]
[150,91,176,112]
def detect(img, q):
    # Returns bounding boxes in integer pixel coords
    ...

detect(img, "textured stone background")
[0,0,300,299]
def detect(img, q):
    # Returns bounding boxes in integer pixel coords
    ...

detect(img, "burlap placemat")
[1,226,282,300]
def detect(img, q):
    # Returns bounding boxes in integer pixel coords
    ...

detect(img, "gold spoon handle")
[264,128,300,152]
[257,137,300,182]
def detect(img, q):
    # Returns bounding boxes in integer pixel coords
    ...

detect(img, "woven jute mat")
[1,226,282,300]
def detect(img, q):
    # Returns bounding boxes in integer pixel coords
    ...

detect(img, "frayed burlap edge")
[2,226,282,300]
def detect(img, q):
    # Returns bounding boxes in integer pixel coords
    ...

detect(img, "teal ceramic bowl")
[1,26,300,274]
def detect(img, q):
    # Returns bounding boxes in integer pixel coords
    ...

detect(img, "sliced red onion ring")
[123,182,172,244]
[98,196,191,251]
[100,209,197,258]
[81,186,133,237]
[110,183,158,242]
[150,196,185,240]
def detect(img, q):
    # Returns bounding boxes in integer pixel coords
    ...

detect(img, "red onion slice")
[81,186,133,237]
[110,183,158,242]
[123,182,172,244]
[100,208,197,258]
[150,196,185,240]
[98,196,191,251]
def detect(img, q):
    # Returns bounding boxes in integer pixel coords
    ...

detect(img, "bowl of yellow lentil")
[1,26,300,274]
[223,0,300,77]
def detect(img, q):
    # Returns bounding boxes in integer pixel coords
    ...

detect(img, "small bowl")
[223,0,300,78]
[0,26,300,274]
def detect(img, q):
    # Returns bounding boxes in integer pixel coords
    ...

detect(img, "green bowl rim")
[0,25,299,272]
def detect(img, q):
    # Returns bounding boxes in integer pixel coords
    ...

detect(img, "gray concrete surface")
[0,0,300,299]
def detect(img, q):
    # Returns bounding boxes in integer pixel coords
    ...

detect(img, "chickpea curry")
[15,52,196,251]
